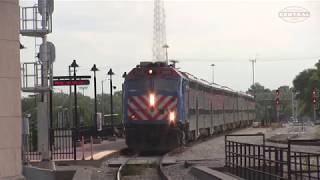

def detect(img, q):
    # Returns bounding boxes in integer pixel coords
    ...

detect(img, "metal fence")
[22,132,41,163]
[23,125,123,162]
[288,139,320,180]
[225,134,320,180]
[50,128,76,160]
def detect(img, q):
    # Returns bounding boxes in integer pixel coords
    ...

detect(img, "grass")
[315,126,320,137]
[121,163,158,176]
[271,122,282,130]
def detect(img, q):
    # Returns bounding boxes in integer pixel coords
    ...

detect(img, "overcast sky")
[20,0,320,97]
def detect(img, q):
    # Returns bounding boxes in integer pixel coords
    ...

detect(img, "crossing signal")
[276,89,280,96]
[313,97,317,104]
[276,98,280,105]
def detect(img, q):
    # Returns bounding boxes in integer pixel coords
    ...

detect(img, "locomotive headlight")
[148,69,153,75]
[169,111,175,122]
[149,93,155,107]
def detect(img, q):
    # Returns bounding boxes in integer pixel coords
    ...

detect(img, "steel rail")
[116,154,138,180]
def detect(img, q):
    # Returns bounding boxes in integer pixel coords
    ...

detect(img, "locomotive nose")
[127,93,177,121]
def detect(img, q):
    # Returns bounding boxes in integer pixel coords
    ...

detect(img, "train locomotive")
[123,61,255,151]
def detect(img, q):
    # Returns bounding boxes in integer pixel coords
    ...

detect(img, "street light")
[211,64,215,84]
[107,68,115,137]
[70,60,79,143]
[91,64,99,134]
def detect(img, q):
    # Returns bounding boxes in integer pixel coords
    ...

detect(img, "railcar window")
[154,78,178,91]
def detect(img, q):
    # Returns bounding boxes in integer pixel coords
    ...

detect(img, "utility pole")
[249,59,256,87]
[211,64,215,84]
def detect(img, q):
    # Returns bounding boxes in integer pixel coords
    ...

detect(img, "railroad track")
[116,127,250,180]
[116,153,170,180]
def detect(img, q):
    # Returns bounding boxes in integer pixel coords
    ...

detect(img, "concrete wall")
[0,0,23,179]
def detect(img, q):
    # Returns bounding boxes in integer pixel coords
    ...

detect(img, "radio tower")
[153,0,167,63]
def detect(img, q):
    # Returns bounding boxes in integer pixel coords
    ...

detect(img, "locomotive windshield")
[127,77,178,92]
[153,77,178,91]
[127,79,150,92]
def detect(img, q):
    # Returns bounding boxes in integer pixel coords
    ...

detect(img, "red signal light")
[313,88,317,98]
[275,98,280,105]
[313,97,317,104]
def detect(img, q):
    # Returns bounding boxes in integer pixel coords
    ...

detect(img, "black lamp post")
[107,68,115,136]
[70,60,79,141]
[91,64,99,135]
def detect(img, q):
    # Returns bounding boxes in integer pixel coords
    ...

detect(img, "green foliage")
[293,60,320,117]
[21,90,123,128]
[247,83,293,124]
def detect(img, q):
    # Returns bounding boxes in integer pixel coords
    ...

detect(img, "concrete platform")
[75,138,126,161]
[23,166,75,180]
[190,166,244,180]
[107,157,177,167]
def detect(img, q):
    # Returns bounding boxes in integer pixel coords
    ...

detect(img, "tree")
[293,60,320,117]
[247,83,293,124]
[21,90,124,129]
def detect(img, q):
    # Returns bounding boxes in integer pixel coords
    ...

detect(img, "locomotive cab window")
[127,79,150,91]
[153,77,179,92]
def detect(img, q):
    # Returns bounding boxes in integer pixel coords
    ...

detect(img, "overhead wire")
[177,56,320,63]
